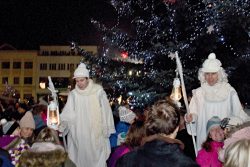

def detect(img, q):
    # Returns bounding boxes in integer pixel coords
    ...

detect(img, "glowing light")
[121,51,128,59]
[170,78,182,101]
[39,82,46,89]
[128,70,133,76]
[117,95,122,105]
[47,101,60,130]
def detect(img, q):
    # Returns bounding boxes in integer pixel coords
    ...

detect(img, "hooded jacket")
[19,142,76,167]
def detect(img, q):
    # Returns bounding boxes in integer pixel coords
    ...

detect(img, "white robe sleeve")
[99,89,116,138]
[60,91,77,129]
[230,91,250,122]
[186,90,199,136]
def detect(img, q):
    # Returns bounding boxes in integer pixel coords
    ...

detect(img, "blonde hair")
[35,127,61,145]
[198,67,228,84]
[224,139,250,167]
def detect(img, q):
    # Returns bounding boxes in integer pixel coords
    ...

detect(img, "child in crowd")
[196,116,224,167]
[31,104,47,137]
[108,120,145,167]
[35,127,61,144]
[18,111,35,145]
[110,105,136,148]
[0,111,35,166]
[19,127,76,167]
[218,121,250,163]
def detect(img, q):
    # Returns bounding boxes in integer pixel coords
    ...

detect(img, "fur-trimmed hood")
[19,142,76,167]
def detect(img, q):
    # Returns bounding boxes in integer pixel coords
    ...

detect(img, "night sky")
[0,0,117,50]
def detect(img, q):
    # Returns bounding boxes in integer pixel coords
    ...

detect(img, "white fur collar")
[75,79,102,96]
[201,82,231,102]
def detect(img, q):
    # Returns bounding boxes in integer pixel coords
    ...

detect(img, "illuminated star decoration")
[168,52,176,60]
[206,25,215,34]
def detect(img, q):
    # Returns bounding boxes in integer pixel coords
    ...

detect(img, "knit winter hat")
[1,119,19,135]
[118,106,136,124]
[20,112,35,129]
[206,116,221,135]
[202,53,222,73]
[73,63,89,79]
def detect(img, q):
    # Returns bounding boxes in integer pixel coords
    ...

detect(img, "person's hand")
[58,121,69,136]
[185,113,193,123]
[58,123,66,133]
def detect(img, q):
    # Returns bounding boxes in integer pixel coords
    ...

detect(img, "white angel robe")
[187,82,250,151]
[60,79,115,167]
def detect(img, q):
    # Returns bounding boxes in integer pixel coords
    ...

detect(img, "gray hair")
[198,67,228,84]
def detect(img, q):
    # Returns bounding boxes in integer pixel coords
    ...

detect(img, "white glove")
[58,121,69,136]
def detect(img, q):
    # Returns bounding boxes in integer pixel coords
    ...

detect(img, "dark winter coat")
[116,134,199,167]
[176,129,196,160]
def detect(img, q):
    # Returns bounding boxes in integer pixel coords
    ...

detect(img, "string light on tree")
[128,70,133,76]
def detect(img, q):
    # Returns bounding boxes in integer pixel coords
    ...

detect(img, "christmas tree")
[73,0,250,106]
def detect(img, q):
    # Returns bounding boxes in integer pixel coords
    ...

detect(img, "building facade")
[0,45,98,102]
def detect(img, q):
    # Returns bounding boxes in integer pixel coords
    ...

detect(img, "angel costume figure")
[185,53,250,151]
[60,63,115,167]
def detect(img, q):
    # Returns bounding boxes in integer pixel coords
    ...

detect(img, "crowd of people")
[0,53,250,167]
